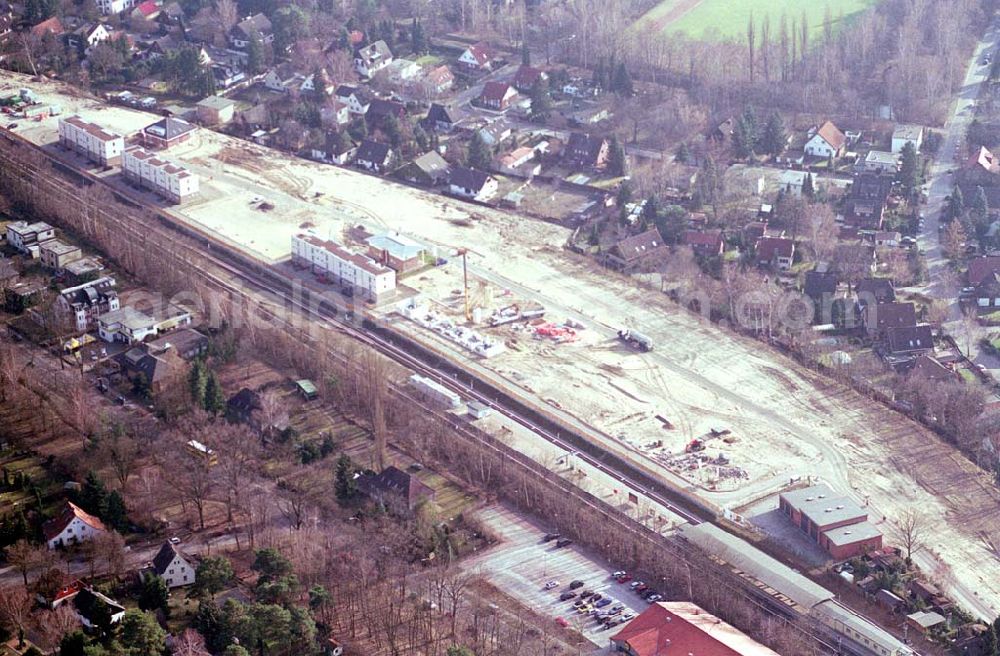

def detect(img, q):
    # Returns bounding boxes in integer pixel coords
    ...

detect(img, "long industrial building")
[57,115,124,167]
[122,146,199,204]
[679,523,917,656]
[291,233,396,302]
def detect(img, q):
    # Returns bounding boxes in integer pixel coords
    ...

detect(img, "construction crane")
[454,247,485,322]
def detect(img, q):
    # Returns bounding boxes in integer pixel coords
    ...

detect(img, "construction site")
[5,73,1000,621]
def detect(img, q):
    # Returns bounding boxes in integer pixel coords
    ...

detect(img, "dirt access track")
[5,73,1000,619]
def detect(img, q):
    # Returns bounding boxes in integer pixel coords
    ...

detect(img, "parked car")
[569,580,584,589]
[555,538,573,548]
[621,612,635,622]
[560,591,577,601]
[589,593,603,602]
[629,581,643,589]
[576,604,593,614]
[596,598,613,608]
[555,617,568,627]
[543,533,561,542]
[635,583,649,593]
[579,589,593,598]
[615,573,633,583]
[646,594,663,603]
[543,580,559,590]
[612,570,626,578]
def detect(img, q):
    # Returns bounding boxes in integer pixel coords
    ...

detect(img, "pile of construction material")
[488,303,545,327]
[397,301,506,358]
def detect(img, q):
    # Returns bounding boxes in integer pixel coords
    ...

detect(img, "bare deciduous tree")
[893,508,926,561]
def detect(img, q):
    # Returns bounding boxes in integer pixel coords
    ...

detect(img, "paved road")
[918,20,1000,325]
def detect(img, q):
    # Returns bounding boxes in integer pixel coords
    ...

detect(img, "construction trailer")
[408,374,462,409]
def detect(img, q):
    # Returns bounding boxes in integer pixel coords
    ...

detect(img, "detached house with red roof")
[804,121,846,159]
[44,501,108,549]
[611,601,782,656]
[478,81,517,111]
[458,41,497,71]
[754,237,795,270]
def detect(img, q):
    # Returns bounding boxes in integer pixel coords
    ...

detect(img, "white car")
[543,580,559,590]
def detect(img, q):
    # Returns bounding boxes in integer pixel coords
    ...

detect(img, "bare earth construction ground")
[5,73,1000,619]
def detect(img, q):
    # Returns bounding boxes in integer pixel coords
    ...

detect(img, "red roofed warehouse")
[611,601,782,655]
[44,501,108,550]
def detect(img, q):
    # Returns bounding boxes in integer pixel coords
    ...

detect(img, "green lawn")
[634,0,877,40]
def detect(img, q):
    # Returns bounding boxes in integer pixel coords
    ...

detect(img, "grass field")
[634,0,877,40]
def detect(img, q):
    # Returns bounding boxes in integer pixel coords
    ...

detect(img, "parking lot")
[463,504,657,648]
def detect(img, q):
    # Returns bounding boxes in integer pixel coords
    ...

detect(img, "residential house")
[477,81,517,111]
[74,588,126,630]
[212,65,246,90]
[804,271,840,323]
[564,133,610,169]
[396,151,450,186]
[0,259,17,288]
[67,22,111,55]
[966,146,1000,185]
[262,67,300,93]
[28,237,71,269]
[149,541,195,588]
[843,172,892,230]
[95,0,135,16]
[44,501,107,549]
[885,324,934,357]
[381,58,420,82]
[6,221,55,255]
[229,14,273,50]
[458,42,496,71]
[366,98,407,127]
[856,277,896,306]
[856,150,899,175]
[512,64,547,92]
[604,228,668,273]
[356,465,435,512]
[97,304,192,344]
[902,355,960,384]
[448,166,498,202]
[130,0,160,20]
[146,327,208,360]
[120,342,188,394]
[63,257,105,284]
[496,146,539,177]
[4,281,46,314]
[862,301,916,339]
[196,96,236,125]
[366,232,427,272]
[708,116,735,144]
[335,85,371,115]
[476,119,512,146]
[354,40,393,77]
[873,231,901,247]
[779,169,807,197]
[301,71,335,96]
[56,277,119,332]
[611,602,782,656]
[968,256,1000,306]
[311,131,357,165]
[421,65,454,96]
[354,139,393,174]
[291,233,395,301]
[755,237,796,270]
[320,100,350,127]
[141,117,197,150]
[420,103,456,132]
[804,121,846,159]
[58,115,125,167]
[683,229,724,257]
[892,124,924,153]
[30,16,64,37]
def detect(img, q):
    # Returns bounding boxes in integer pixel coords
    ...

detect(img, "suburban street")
[919,20,1000,322]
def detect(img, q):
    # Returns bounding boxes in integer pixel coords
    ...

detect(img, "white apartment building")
[122,145,200,203]
[6,220,55,254]
[95,0,134,15]
[292,233,395,301]
[58,115,124,166]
